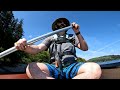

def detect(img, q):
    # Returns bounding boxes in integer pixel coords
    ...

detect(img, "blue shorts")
[45,62,84,79]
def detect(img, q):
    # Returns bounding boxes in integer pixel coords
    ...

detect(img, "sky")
[13,11,120,60]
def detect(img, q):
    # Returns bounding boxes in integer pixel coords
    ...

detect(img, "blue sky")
[13,11,120,60]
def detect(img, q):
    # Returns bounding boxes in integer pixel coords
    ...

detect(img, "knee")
[26,62,49,79]
[26,63,32,79]
[26,62,36,78]
[26,62,42,79]
[88,62,102,79]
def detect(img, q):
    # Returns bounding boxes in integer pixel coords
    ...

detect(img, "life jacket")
[49,34,77,69]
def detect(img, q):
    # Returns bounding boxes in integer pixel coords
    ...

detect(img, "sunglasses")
[55,22,67,30]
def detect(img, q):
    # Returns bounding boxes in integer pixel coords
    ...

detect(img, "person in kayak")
[14,18,102,79]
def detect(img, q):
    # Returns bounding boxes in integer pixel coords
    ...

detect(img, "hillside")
[87,55,120,62]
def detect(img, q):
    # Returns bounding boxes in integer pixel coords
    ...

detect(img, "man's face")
[55,20,67,30]
[55,21,67,36]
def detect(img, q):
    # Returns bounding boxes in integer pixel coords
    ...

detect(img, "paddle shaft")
[0,26,72,58]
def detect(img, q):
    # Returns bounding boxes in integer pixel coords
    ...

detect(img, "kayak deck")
[0,73,29,79]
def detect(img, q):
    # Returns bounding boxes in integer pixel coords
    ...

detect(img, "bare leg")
[72,62,102,79]
[26,62,55,79]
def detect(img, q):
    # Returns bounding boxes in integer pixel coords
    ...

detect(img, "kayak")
[0,74,29,79]
[0,60,120,79]
[101,67,120,79]
[97,59,120,79]
[0,64,29,79]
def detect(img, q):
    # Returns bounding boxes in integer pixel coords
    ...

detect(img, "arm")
[72,22,88,51]
[14,38,48,54]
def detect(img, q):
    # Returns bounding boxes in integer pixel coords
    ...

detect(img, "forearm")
[76,32,88,51]
[72,22,88,51]
[15,38,47,54]
[23,45,41,54]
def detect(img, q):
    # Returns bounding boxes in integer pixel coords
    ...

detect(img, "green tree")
[0,11,25,65]
[77,57,86,62]
[88,55,120,62]
[21,51,50,64]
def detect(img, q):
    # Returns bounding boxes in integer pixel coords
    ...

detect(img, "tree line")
[88,55,120,62]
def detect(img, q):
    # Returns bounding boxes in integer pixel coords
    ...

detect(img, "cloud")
[76,36,103,60]
[85,36,101,44]
[76,31,120,60]
[89,51,108,60]
[95,40,120,52]
[76,46,120,60]
[85,36,102,50]
[76,48,116,61]
[28,35,32,39]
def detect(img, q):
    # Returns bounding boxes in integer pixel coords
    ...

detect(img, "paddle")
[0,25,72,58]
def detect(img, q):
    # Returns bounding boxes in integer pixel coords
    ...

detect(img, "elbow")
[82,48,88,51]
[78,43,88,51]
[81,47,88,51]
